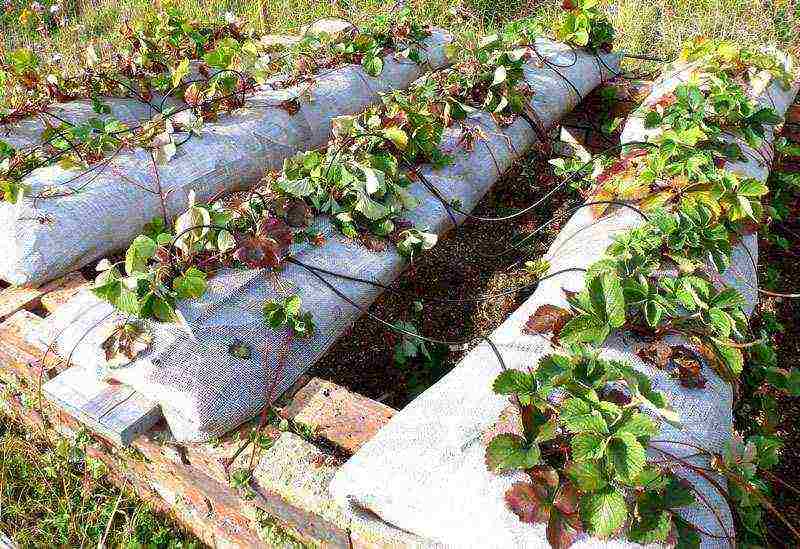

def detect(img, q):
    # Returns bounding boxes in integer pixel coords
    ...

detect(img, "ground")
[1,0,799,547]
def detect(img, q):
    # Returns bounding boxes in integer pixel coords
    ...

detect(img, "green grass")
[2,0,797,71]
[0,412,199,547]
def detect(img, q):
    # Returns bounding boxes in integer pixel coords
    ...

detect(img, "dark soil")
[750,121,800,543]
[311,85,627,409]
[311,87,800,543]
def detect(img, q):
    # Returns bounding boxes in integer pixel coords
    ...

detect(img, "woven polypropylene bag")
[329,56,799,547]
[0,30,452,286]
[46,39,620,443]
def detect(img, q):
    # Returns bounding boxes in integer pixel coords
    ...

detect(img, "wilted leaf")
[671,346,708,389]
[524,304,572,337]
[101,323,153,369]
[505,482,550,524]
[228,338,252,359]
[637,341,674,370]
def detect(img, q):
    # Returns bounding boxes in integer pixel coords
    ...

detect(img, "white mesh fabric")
[328,54,799,547]
[0,30,452,286]
[46,40,621,443]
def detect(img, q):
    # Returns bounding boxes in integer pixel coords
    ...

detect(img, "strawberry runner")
[44,39,620,443]
[0,29,452,286]
[329,52,798,547]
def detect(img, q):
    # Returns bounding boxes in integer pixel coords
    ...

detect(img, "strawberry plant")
[488,37,800,546]
[556,0,615,53]
[263,295,315,338]
[0,7,435,204]
[487,348,694,544]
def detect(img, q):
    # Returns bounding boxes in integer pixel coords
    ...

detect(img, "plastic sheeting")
[0,30,452,286]
[329,57,799,547]
[46,39,620,443]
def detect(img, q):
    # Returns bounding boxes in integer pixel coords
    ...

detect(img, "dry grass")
[3,1,798,70]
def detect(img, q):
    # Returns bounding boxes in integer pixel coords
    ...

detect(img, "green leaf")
[362,54,384,77]
[491,65,507,86]
[173,267,208,300]
[708,307,732,338]
[602,272,626,328]
[559,314,610,345]
[608,432,647,482]
[615,412,659,439]
[151,296,177,323]
[560,399,608,434]
[124,235,157,275]
[284,295,302,317]
[628,509,672,544]
[92,267,123,303]
[383,127,408,150]
[485,434,541,472]
[580,488,627,537]
[171,58,190,88]
[710,288,744,308]
[276,176,316,198]
[662,478,696,509]
[571,432,607,461]
[711,338,744,377]
[565,460,608,493]
[354,192,388,220]
[493,370,535,399]
[737,178,769,197]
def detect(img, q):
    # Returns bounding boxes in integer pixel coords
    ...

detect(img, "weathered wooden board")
[43,366,162,446]
[0,272,87,321]
[0,310,60,385]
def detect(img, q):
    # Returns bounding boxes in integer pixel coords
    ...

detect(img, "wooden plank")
[0,272,87,321]
[43,366,162,446]
[0,310,60,385]
[40,272,88,313]
[0,286,43,322]
[280,378,395,454]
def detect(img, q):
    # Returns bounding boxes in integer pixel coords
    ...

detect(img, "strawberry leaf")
[485,434,540,472]
[505,482,550,524]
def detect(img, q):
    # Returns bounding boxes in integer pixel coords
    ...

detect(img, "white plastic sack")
[329,58,798,547]
[45,39,621,443]
[0,30,452,286]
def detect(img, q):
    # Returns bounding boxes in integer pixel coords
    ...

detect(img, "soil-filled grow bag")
[329,56,799,547]
[0,30,452,286]
[45,39,620,443]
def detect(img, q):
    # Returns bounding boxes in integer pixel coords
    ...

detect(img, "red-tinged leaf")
[589,189,615,219]
[234,236,282,268]
[363,235,387,252]
[787,105,800,124]
[311,232,326,247]
[280,98,300,115]
[547,510,582,549]
[184,83,202,107]
[672,346,707,389]
[258,217,294,248]
[637,341,674,370]
[652,93,677,109]
[505,482,550,524]
[529,466,559,489]
[524,305,572,336]
[286,200,313,228]
[553,482,579,516]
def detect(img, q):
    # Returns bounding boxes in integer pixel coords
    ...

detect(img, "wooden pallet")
[0,272,411,548]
